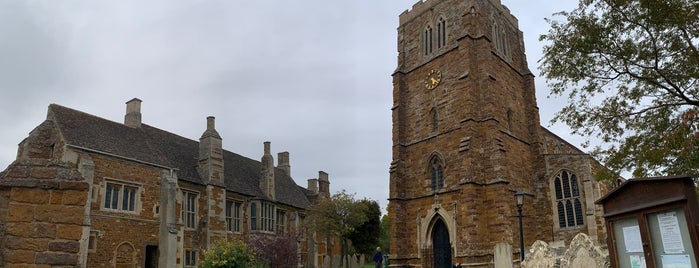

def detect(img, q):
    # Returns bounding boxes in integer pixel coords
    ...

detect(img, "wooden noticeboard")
[596,175,699,268]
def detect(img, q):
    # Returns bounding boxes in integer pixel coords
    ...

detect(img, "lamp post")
[514,190,525,262]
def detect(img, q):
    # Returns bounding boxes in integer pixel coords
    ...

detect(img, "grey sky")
[0,0,580,213]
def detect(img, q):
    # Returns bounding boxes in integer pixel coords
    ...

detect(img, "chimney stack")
[198,116,224,185]
[260,141,275,200]
[277,152,290,176]
[124,98,142,128]
[307,179,319,193]
[318,171,330,198]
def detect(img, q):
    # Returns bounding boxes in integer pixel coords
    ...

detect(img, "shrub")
[199,239,265,268]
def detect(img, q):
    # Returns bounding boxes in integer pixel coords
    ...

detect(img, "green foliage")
[306,190,372,266]
[307,190,370,239]
[347,200,381,255]
[378,213,390,254]
[199,239,264,268]
[540,0,699,179]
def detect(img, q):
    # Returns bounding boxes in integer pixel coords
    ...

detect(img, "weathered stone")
[55,224,83,240]
[560,233,609,268]
[494,243,513,268]
[6,222,56,238]
[35,204,83,224]
[48,240,81,253]
[4,249,36,264]
[522,240,555,268]
[7,203,35,222]
[49,190,63,204]
[29,167,58,180]
[35,252,78,265]
[4,236,49,251]
[10,188,49,204]
[61,190,86,206]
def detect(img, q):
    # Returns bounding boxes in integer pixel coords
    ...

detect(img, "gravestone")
[560,233,609,268]
[494,243,513,268]
[521,240,555,268]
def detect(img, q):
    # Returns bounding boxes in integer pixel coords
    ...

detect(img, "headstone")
[521,240,555,268]
[560,233,609,268]
[494,243,513,268]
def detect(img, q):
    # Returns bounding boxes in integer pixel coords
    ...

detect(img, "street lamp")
[514,190,525,262]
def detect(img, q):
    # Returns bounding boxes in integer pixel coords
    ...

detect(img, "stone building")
[388,0,614,267]
[0,99,338,267]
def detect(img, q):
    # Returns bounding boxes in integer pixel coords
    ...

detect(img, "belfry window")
[424,25,433,55]
[432,110,439,133]
[437,17,446,49]
[554,170,584,228]
[430,156,444,191]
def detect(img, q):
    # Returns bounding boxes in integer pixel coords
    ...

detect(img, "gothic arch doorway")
[432,219,451,268]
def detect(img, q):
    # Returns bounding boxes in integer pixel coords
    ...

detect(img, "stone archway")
[432,219,452,268]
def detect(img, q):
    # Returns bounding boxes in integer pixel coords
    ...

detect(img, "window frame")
[184,249,197,267]
[226,200,243,233]
[101,179,141,214]
[181,190,198,230]
[552,170,585,229]
[429,154,445,191]
[276,209,287,234]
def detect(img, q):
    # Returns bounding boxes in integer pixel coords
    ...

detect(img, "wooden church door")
[432,219,452,268]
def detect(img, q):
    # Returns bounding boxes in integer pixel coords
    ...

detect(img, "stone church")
[0,99,339,267]
[388,0,614,267]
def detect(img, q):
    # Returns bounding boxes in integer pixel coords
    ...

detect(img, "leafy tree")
[306,190,370,267]
[539,0,699,179]
[378,213,390,255]
[347,199,381,255]
[247,232,300,268]
[200,239,265,268]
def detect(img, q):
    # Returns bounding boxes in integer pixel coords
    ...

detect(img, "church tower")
[388,0,550,266]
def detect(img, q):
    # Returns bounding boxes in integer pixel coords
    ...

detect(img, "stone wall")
[0,160,89,267]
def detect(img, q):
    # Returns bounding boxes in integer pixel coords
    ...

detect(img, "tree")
[247,232,300,268]
[539,0,699,179]
[306,190,371,267]
[347,199,381,255]
[378,213,390,255]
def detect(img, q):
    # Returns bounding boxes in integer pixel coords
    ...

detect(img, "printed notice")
[630,255,647,268]
[661,255,691,268]
[658,212,685,254]
[623,225,643,253]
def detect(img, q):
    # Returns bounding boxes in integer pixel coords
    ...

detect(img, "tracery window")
[430,156,444,191]
[554,170,584,228]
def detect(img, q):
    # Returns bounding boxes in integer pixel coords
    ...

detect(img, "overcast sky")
[0,0,580,213]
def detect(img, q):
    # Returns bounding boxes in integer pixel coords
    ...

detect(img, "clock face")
[424,69,442,89]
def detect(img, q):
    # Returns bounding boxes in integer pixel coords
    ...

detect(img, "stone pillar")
[158,170,178,268]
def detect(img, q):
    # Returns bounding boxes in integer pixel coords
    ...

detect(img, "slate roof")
[47,104,311,209]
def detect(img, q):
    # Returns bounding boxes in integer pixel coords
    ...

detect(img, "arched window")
[554,170,584,228]
[436,17,446,49]
[424,25,433,55]
[430,156,444,191]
